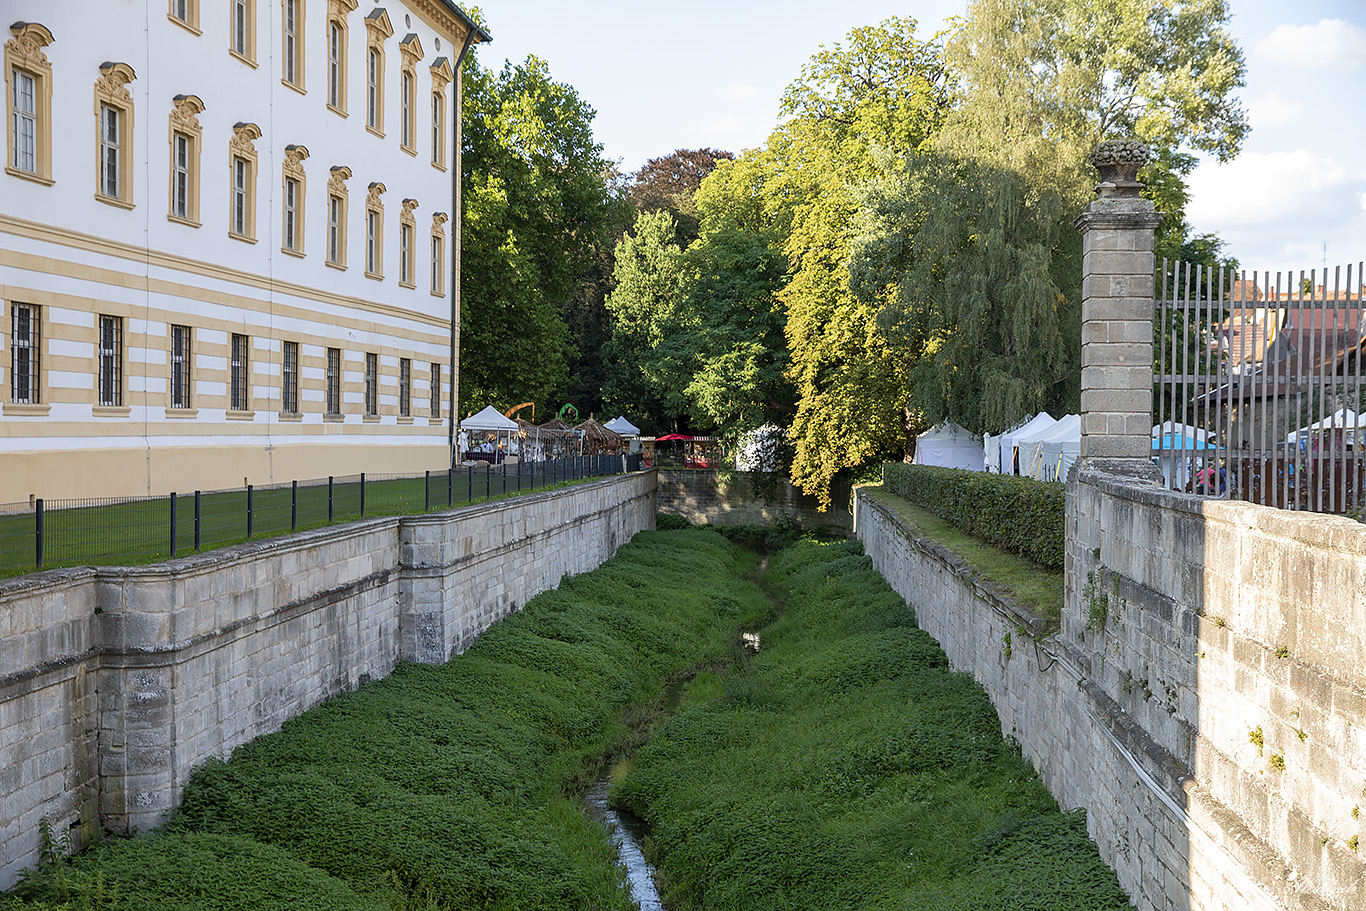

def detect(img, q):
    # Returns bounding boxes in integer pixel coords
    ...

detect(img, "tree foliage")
[629,149,734,246]
[460,55,627,416]
[851,0,1248,434]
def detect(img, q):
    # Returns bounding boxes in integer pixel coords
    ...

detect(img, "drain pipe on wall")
[448,12,490,466]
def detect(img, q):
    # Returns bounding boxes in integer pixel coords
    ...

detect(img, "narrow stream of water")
[585,780,664,911]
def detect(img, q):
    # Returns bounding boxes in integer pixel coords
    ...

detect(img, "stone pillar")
[1074,140,1164,480]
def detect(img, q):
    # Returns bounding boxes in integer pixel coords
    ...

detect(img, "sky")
[469,1,1366,277]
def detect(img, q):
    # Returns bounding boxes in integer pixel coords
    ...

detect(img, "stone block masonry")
[858,473,1366,911]
[0,473,655,888]
[656,468,853,534]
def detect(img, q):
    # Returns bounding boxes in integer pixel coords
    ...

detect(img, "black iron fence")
[0,454,643,579]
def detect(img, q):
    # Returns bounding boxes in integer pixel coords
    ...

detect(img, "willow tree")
[852,0,1248,433]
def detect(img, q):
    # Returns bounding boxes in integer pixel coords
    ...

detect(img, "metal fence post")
[34,498,43,569]
[246,484,254,538]
[291,480,298,531]
[360,473,366,516]
[447,467,453,507]
[485,462,491,500]
[425,470,431,511]
[170,492,177,557]
[328,476,334,523]
[516,458,522,492]
[503,463,507,496]
[467,465,473,502]
[194,490,201,551]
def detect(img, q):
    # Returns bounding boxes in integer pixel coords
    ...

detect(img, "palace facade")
[1,0,487,501]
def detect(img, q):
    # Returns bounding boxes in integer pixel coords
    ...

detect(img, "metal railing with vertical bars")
[1153,260,1364,514]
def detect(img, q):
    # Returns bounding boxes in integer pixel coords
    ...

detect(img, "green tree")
[460,54,626,415]
[853,0,1248,434]
[629,148,734,247]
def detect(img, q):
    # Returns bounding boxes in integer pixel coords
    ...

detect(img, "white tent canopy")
[1284,409,1362,445]
[1001,412,1057,474]
[1025,415,1081,481]
[603,416,641,436]
[913,422,986,471]
[460,405,519,431]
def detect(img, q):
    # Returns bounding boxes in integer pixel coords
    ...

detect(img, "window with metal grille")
[364,352,378,415]
[230,332,249,411]
[326,346,341,414]
[429,362,440,418]
[172,132,190,219]
[12,68,37,173]
[10,303,40,404]
[98,315,122,406]
[282,340,299,413]
[99,104,120,199]
[399,358,411,417]
[171,324,192,408]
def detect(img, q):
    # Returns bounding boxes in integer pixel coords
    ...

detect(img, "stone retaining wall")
[0,473,655,887]
[656,468,852,534]
[857,475,1366,911]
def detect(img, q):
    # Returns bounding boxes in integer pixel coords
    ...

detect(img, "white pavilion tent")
[1019,414,1081,481]
[1001,413,1058,474]
[459,406,519,459]
[913,422,986,471]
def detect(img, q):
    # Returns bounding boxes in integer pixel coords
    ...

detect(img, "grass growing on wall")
[3,529,772,911]
[613,538,1129,911]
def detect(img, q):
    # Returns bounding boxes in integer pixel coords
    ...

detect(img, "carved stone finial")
[1089,140,1150,199]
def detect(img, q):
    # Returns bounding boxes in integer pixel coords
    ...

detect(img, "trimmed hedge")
[881,464,1065,570]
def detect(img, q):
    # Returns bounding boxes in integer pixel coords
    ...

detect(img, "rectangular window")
[172,132,190,219]
[99,104,120,199]
[283,0,297,84]
[366,48,379,129]
[171,324,192,408]
[401,72,412,148]
[431,92,442,165]
[328,22,341,107]
[11,304,40,404]
[284,177,298,251]
[399,222,411,285]
[366,209,378,275]
[98,315,122,407]
[399,358,411,417]
[282,340,299,413]
[429,363,440,418]
[364,352,377,416]
[325,346,341,414]
[232,156,249,236]
[232,0,248,56]
[328,194,342,264]
[230,332,249,411]
[431,233,444,294]
[12,68,36,174]
[172,0,188,23]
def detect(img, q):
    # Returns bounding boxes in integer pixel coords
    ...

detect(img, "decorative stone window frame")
[228,122,261,242]
[94,62,137,208]
[430,211,447,297]
[364,8,392,138]
[398,33,422,156]
[429,57,450,171]
[281,143,309,257]
[167,93,205,227]
[398,197,418,289]
[229,0,257,67]
[326,164,350,268]
[168,0,201,35]
[5,22,55,186]
[7,301,44,411]
[365,181,385,280]
[325,0,357,116]
[281,0,305,93]
[169,323,193,411]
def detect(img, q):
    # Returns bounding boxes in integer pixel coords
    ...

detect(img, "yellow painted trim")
[280,0,307,92]
[167,0,202,34]
[228,0,258,67]
[5,23,55,185]
[92,405,132,418]
[3,403,49,416]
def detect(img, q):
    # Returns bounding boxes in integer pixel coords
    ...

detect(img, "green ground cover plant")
[3,528,771,911]
[861,487,1063,621]
[882,464,1065,569]
[613,537,1127,911]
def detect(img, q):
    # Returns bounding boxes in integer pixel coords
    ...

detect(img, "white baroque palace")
[0,0,488,501]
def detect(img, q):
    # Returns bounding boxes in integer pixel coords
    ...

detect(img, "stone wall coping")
[0,565,98,599]
[1076,463,1366,552]
[401,471,649,528]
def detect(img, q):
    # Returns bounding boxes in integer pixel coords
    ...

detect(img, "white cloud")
[1254,18,1366,69]
[1248,93,1303,129]
[715,84,759,102]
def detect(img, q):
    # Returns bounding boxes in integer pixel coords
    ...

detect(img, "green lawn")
[0,460,619,580]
